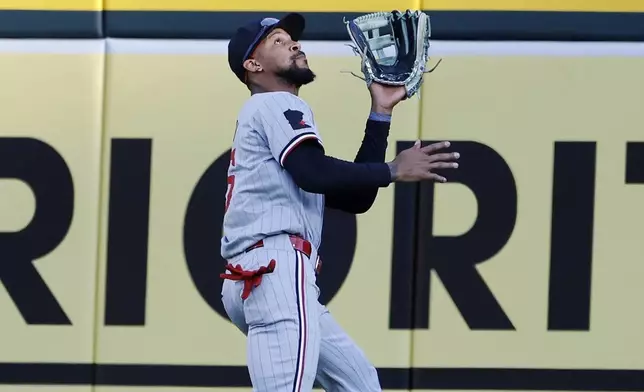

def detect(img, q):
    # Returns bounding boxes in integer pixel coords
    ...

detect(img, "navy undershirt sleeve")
[282,116,392,214]
[324,117,391,213]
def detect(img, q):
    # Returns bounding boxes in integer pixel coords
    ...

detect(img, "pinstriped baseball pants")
[221,234,381,392]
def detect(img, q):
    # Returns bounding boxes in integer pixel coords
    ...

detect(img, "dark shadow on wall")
[0,10,643,41]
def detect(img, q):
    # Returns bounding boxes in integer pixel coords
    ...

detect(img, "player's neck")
[251,81,299,96]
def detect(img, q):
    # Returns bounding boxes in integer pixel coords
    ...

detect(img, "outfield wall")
[0,38,643,391]
[1,2,644,392]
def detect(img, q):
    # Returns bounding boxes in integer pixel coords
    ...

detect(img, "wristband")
[368,112,392,123]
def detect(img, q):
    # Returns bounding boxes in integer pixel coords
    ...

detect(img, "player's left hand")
[368,82,406,115]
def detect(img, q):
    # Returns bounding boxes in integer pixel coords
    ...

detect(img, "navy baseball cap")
[228,13,306,84]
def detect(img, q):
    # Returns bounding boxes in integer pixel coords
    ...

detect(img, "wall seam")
[89,35,109,390]
[406,3,426,392]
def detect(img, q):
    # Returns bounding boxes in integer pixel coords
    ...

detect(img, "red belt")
[246,234,312,258]
[220,235,321,300]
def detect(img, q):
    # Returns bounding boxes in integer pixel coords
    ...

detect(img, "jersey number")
[225,148,236,212]
[225,175,235,212]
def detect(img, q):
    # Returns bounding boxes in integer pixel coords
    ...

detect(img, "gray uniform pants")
[221,234,382,392]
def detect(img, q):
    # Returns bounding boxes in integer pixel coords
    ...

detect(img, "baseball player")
[220,12,459,392]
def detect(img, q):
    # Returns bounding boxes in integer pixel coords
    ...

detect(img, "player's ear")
[243,59,262,73]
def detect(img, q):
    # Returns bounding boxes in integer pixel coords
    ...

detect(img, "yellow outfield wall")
[0,0,101,10]
[418,53,644,369]
[105,0,644,12]
[0,40,643,391]
[0,46,104,368]
[419,0,644,11]
[0,0,642,12]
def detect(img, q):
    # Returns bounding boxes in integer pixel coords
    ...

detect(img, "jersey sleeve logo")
[283,109,312,130]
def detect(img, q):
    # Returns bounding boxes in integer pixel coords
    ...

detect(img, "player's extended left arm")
[323,113,391,214]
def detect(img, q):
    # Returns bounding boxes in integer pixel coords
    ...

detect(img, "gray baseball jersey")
[220,91,382,392]
[221,91,325,260]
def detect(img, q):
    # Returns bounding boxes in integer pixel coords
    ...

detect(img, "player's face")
[256,28,316,87]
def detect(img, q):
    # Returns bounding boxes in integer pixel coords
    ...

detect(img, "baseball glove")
[344,10,440,98]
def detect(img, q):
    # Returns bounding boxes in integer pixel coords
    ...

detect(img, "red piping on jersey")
[280,134,320,166]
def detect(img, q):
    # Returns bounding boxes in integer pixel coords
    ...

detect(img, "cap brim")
[274,12,306,41]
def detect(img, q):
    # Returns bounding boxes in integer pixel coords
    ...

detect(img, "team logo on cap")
[260,17,279,26]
